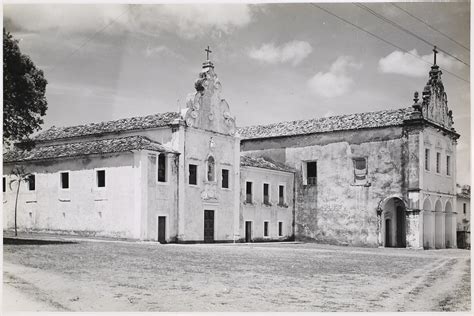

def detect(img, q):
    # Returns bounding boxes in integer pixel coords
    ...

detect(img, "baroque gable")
[420,50,454,130]
[181,59,237,136]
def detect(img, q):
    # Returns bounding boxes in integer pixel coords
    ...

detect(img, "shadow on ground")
[3,238,77,245]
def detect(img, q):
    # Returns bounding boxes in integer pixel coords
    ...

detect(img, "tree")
[3,28,48,146]
[9,166,31,237]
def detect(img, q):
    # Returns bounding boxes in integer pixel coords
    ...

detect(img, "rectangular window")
[27,174,35,191]
[353,158,368,183]
[157,153,167,182]
[436,152,441,173]
[222,169,229,189]
[306,161,317,185]
[278,222,283,236]
[246,181,253,203]
[463,203,466,214]
[96,170,105,188]
[446,155,451,176]
[279,185,285,205]
[3,177,6,193]
[60,172,69,189]
[425,149,430,171]
[189,164,197,185]
[264,221,269,237]
[263,183,270,205]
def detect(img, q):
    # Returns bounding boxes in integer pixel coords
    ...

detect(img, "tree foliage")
[3,28,48,146]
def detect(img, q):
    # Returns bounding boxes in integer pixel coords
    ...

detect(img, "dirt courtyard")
[3,235,471,312]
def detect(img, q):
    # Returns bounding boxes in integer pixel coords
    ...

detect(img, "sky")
[3,2,471,184]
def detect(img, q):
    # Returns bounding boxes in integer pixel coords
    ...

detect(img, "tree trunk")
[14,181,20,237]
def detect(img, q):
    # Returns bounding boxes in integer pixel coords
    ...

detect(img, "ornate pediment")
[181,55,237,136]
[420,48,454,130]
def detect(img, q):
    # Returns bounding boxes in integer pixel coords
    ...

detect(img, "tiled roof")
[34,112,181,142]
[240,155,295,173]
[238,108,412,140]
[4,135,178,163]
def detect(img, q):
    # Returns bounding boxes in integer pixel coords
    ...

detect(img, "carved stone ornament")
[201,182,218,201]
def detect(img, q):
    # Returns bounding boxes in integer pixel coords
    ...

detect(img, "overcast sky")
[3,2,470,184]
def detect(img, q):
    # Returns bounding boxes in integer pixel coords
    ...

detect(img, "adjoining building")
[456,184,470,249]
[3,51,460,248]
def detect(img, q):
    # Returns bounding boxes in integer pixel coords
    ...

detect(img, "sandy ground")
[2,235,471,312]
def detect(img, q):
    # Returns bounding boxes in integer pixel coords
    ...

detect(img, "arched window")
[207,156,215,182]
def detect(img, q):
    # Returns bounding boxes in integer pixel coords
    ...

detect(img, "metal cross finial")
[433,45,438,65]
[205,46,212,60]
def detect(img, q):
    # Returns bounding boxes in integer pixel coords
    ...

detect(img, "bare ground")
[2,235,471,312]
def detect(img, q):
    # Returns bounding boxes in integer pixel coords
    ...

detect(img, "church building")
[3,49,459,249]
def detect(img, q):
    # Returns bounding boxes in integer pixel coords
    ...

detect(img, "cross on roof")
[433,45,438,65]
[205,46,212,60]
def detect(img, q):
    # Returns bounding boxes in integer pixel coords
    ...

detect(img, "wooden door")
[385,219,391,247]
[158,216,166,243]
[204,210,214,243]
[245,221,252,242]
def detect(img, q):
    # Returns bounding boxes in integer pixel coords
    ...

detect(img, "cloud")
[307,56,361,98]
[248,41,313,66]
[378,49,464,77]
[3,4,254,39]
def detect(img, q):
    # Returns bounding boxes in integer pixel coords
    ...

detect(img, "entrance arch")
[422,198,434,249]
[434,200,444,248]
[380,197,406,247]
[444,201,454,248]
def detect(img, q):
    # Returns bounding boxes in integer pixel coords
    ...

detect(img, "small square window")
[353,158,367,184]
[264,221,269,237]
[278,222,283,237]
[60,172,69,189]
[97,170,105,188]
[222,169,229,189]
[27,174,35,191]
[246,181,253,203]
[189,164,197,185]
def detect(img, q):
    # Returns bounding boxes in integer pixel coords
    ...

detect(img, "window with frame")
[278,185,285,205]
[96,170,105,188]
[207,156,215,182]
[264,221,269,237]
[189,164,197,185]
[246,181,253,203]
[305,161,317,185]
[221,169,229,188]
[446,155,451,176]
[263,183,270,205]
[278,222,283,237]
[436,152,441,173]
[425,149,430,171]
[60,172,69,189]
[27,174,35,191]
[3,177,6,193]
[157,153,167,182]
[353,158,368,184]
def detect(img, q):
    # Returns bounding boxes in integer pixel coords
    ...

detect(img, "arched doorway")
[434,200,444,248]
[380,197,407,247]
[444,201,454,248]
[422,198,433,249]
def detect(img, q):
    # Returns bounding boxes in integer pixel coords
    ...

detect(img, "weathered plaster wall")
[180,127,238,242]
[241,127,408,247]
[145,153,179,242]
[3,153,139,238]
[240,167,294,241]
[456,195,470,231]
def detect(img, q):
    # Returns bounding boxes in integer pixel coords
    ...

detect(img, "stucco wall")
[3,153,139,238]
[241,127,408,247]
[240,166,294,241]
[180,127,239,242]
